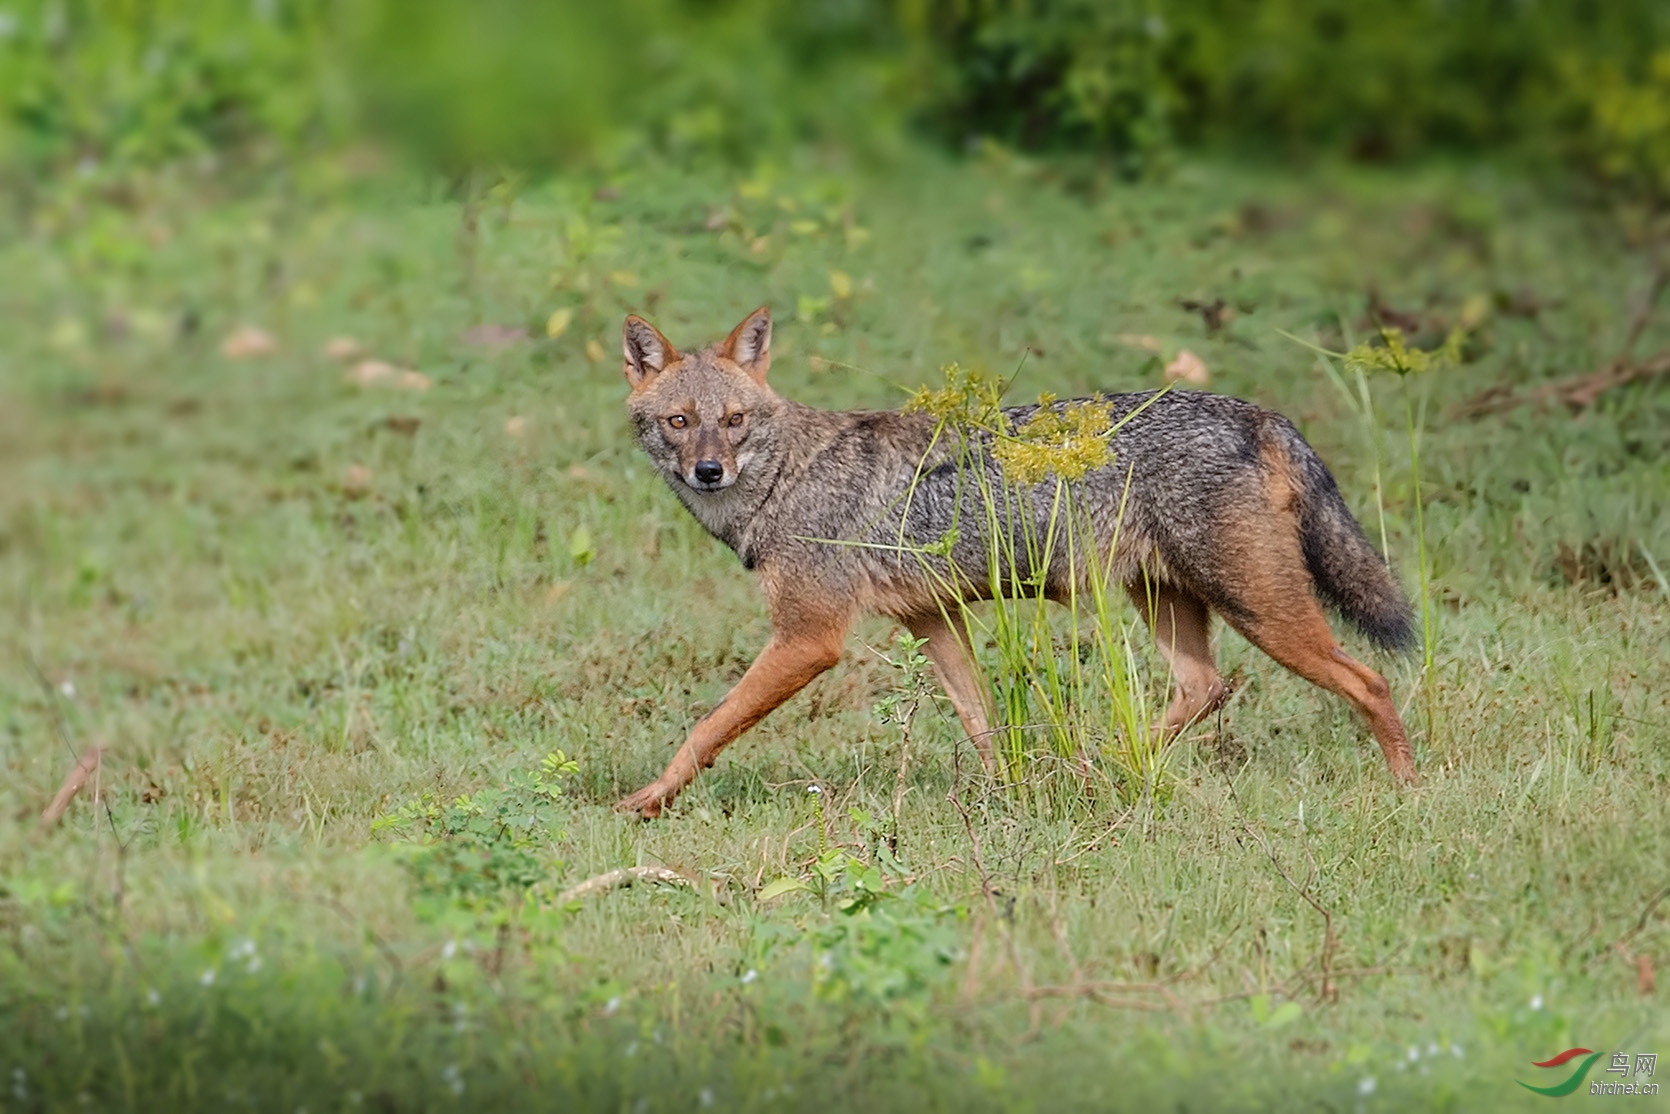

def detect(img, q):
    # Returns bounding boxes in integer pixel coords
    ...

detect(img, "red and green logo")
[1518,1048,1602,1097]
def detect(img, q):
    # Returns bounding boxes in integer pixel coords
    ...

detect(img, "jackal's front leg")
[617,622,847,818]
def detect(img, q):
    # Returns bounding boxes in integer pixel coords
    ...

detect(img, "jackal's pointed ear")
[720,306,772,385]
[622,315,677,392]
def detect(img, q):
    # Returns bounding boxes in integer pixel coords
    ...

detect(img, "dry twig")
[1461,352,1670,418]
[557,866,693,904]
[1462,256,1670,418]
[39,745,105,832]
[1236,822,1340,1003]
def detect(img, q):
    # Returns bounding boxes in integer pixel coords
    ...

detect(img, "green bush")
[1577,47,1670,201]
[4,0,1668,201]
[917,0,1670,192]
[0,0,916,181]
[0,0,347,173]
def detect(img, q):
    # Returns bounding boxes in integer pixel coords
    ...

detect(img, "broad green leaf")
[757,877,811,902]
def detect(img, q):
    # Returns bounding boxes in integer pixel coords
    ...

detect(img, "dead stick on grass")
[1463,254,1670,418]
[1583,881,1670,972]
[1618,253,1669,361]
[947,767,1045,1032]
[557,866,693,904]
[40,745,105,832]
[1235,821,1340,1004]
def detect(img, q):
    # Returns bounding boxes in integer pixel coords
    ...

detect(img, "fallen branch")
[1463,254,1670,418]
[1618,253,1669,361]
[39,745,105,832]
[1461,352,1670,418]
[1583,881,1670,980]
[557,866,692,904]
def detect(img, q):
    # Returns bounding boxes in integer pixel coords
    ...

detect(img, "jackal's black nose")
[693,459,724,485]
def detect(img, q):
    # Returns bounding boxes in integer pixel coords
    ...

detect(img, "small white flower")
[699,1088,714,1107]
[1529,993,1543,1010]
[59,680,75,699]
[1450,1043,1463,1059]
[55,1006,69,1021]
[146,988,160,1007]
[806,784,822,795]
[603,996,620,1015]
[1426,1042,1438,1057]
[200,968,217,987]
[1407,1046,1419,1061]
[741,968,758,984]
[1358,1076,1376,1095]
[625,1041,639,1057]
[441,1064,464,1096]
[441,939,457,960]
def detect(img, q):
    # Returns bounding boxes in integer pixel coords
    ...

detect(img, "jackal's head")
[621,307,780,493]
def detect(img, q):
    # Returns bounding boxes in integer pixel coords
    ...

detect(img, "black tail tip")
[1360,607,1419,653]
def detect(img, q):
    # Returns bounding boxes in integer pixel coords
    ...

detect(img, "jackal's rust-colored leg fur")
[617,603,850,818]
[904,608,997,768]
[1224,591,1418,784]
[1125,580,1229,735]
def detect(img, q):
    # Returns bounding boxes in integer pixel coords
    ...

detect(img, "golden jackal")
[616,307,1416,817]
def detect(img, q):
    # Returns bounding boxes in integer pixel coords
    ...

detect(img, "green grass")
[2,149,1667,1111]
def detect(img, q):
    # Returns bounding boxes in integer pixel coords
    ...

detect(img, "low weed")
[373,750,578,918]
[751,841,965,1048]
[898,365,1175,815]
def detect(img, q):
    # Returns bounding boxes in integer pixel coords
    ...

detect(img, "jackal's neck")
[670,473,771,566]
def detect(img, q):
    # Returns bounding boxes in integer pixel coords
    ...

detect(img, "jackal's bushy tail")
[1282,428,1417,651]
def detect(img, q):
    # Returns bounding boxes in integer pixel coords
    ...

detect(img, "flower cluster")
[904,362,1007,425]
[1344,326,1464,378]
[993,393,1115,484]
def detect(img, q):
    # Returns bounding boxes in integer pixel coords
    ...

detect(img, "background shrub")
[1,0,1666,196]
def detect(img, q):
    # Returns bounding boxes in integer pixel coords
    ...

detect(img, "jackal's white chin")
[683,472,736,492]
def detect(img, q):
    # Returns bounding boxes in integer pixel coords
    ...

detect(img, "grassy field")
[2,149,1667,1111]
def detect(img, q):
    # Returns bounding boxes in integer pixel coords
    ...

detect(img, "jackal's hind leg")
[1218,577,1418,785]
[1125,580,1228,735]
[903,608,996,769]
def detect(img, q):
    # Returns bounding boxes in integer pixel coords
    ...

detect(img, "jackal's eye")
[666,414,688,430]
[726,412,745,428]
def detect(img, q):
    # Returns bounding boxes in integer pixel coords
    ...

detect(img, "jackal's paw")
[615,781,674,819]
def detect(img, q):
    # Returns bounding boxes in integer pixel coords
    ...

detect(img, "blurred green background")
[3,0,1669,194]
